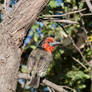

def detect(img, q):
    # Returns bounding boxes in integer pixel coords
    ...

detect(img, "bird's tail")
[30,74,40,88]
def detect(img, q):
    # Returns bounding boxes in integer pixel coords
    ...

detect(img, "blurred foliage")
[21,0,92,92]
[0,0,4,3]
[22,0,92,92]
[88,35,92,42]
[0,0,92,92]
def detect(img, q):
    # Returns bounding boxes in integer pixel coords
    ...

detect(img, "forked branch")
[18,73,68,92]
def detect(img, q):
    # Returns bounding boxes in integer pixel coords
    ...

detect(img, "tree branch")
[72,57,87,69]
[85,0,92,13]
[0,0,50,92]
[0,4,5,15]
[0,4,4,11]
[69,36,88,65]
[18,72,31,79]
[81,0,92,2]
[18,73,68,92]
[43,8,86,18]
[1,0,50,47]
[58,24,89,65]
[42,18,78,24]
[81,13,92,16]
[42,79,68,92]
[3,0,10,12]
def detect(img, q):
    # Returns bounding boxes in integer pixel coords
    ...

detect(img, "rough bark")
[0,0,50,92]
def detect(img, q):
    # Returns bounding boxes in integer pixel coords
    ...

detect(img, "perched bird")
[27,36,60,88]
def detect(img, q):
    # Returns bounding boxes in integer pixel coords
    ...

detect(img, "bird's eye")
[48,42,50,44]
[40,56,44,60]
[30,72,32,76]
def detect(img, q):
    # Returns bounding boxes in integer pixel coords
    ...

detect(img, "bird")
[27,36,60,88]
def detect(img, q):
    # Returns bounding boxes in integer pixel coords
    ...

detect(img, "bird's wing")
[27,48,52,76]
[27,48,52,88]
[36,49,52,77]
[27,50,37,72]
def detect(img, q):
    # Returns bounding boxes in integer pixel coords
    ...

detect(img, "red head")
[42,37,55,53]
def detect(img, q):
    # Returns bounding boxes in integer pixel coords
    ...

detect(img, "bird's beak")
[50,41,61,46]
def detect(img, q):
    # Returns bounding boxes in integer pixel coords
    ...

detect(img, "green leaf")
[21,65,30,73]
[30,45,36,49]
[48,0,57,8]
[33,33,38,42]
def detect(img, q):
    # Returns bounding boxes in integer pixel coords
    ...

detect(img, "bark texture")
[0,0,50,92]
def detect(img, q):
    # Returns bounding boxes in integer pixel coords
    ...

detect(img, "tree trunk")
[0,0,50,92]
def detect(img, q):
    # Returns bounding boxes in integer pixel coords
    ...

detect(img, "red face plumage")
[42,37,55,53]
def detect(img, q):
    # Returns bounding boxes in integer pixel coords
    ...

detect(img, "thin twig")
[62,86,75,92]
[80,11,92,58]
[48,87,53,92]
[72,57,87,69]
[42,79,68,92]
[79,10,91,65]
[52,19,78,24]
[81,13,92,16]
[81,0,92,2]
[18,72,31,79]
[58,24,89,65]
[69,36,88,64]
[43,8,86,18]
[85,0,92,13]
[51,88,56,92]
[42,18,78,24]
[77,4,92,91]
[18,73,68,92]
